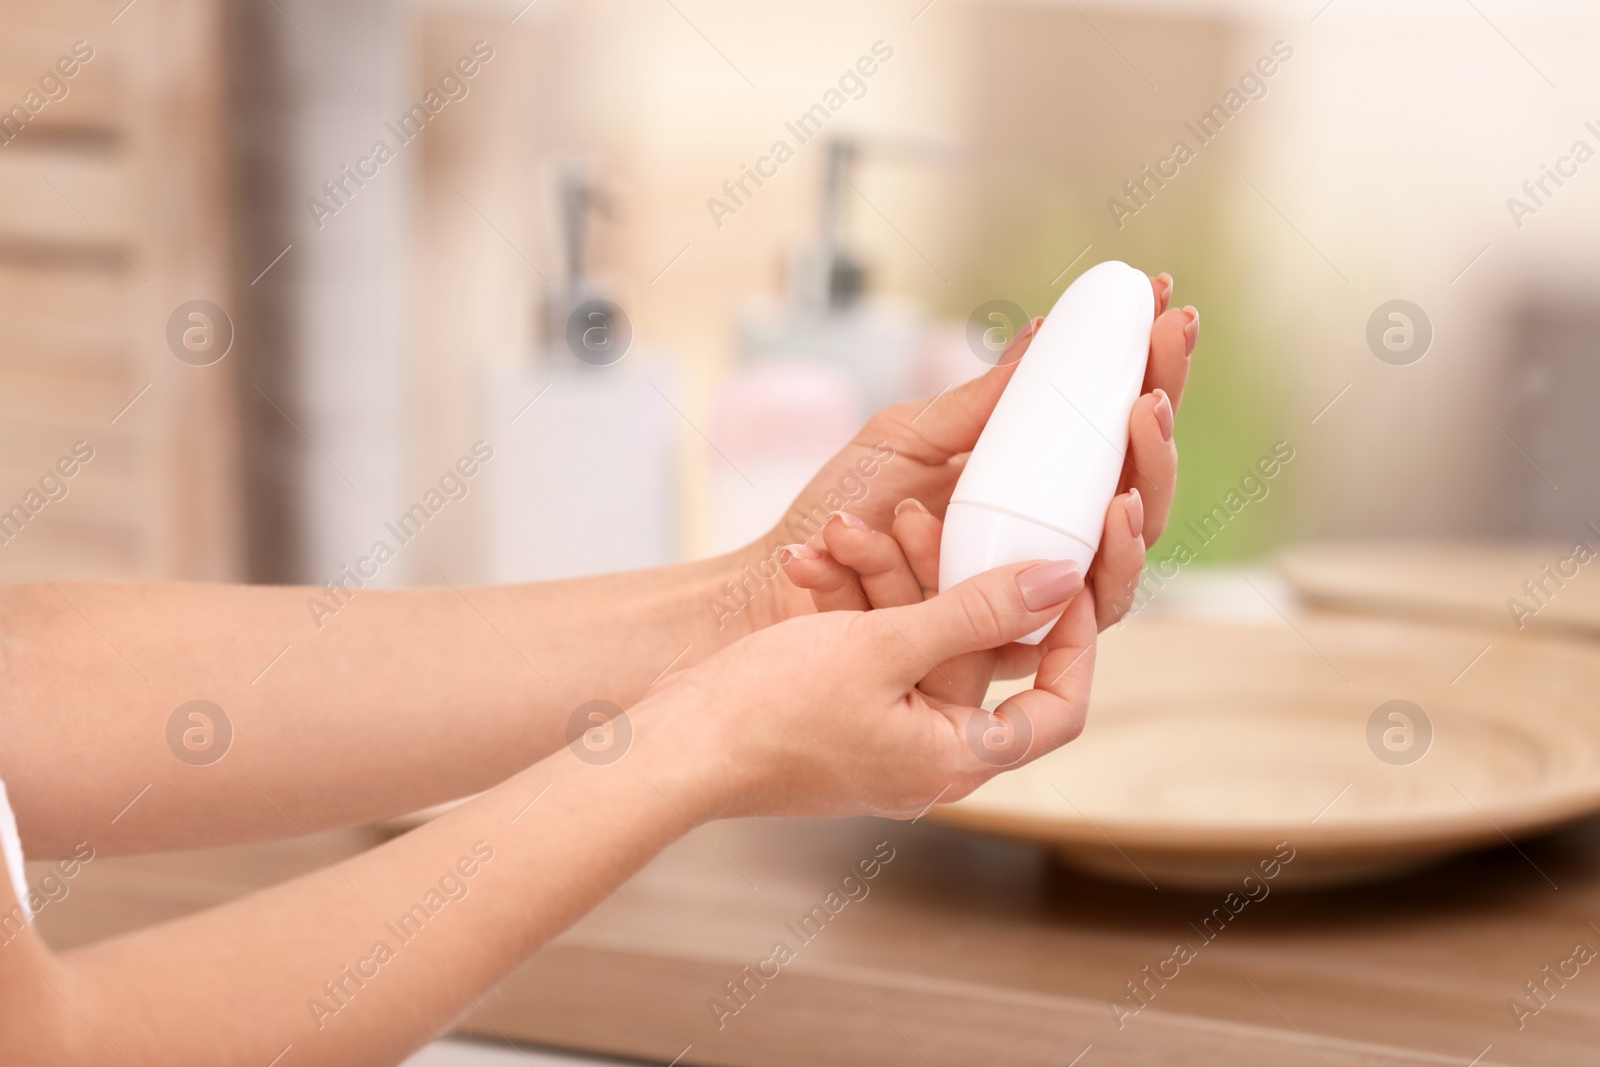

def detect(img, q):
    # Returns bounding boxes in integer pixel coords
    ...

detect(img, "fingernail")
[781,543,821,564]
[1017,560,1084,612]
[1182,306,1199,354]
[894,497,929,517]
[1156,274,1173,308]
[1125,489,1144,538]
[999,317,1043,365]
[837,512,870,532]
[1153,388,1174,442]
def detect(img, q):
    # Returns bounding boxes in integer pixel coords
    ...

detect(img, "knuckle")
[945,764,993,802]
[864,407,896,432]
[862,409,908,447]
[1061,713,1087,746]
[856,545,899,576]
[955,584,1009,645]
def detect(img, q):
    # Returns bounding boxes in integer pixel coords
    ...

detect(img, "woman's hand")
[638,559,1096,820]
[762,272,1197,629]
[774,275,1198,702]
[777,489,1137,706]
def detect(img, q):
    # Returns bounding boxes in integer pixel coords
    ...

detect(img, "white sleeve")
[0,776,30,921]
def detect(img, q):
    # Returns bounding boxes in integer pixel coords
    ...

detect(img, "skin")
[0,274,1196,1065]
[785,278,1199,701]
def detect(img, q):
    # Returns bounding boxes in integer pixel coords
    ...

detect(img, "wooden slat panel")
[0,73,122,142]
[0,0,124,48]
[0,447,152,581]
[0,470,141,505]
[0,363,139,422]
[0,0,243,581]
[114,0,241,579]
[0,150,137,249]
[0,520,147,580]
[0,0,121,26]
[0,4,122,138]
[0,264,127,357]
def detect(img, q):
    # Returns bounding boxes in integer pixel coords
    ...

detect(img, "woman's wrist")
[627,682,742,825]
[692,536,811,639]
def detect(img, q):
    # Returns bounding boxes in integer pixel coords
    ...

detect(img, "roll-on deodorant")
[939,260,1154,643]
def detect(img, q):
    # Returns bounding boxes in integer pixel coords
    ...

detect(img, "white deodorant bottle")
[939,260,1154,643]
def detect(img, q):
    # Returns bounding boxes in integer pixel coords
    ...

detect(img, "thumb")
[874,560,1085,681]
[894,317,1040,460]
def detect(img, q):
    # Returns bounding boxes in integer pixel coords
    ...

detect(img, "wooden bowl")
[1278,539,1600,637]
[931,613,1600,890]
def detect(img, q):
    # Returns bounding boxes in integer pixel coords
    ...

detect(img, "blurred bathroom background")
[1,0,1594,591]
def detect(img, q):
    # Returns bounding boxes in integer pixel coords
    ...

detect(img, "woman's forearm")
[0,550,787,856]
[13,725,709,1067]
[4,541,1101,1067]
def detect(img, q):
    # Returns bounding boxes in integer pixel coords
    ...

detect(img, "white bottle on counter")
[938,260,1154,643]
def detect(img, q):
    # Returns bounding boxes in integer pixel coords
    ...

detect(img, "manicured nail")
[999,317,1043,366]
[781,543,821,564]
[1182,306,1199,354]
[1156,274,1173,310]
[837,511,870,531]
[1125,489,1144,538]
[1153,388,1174,442]
[1017,560,1084,611]
[894,497,929,517]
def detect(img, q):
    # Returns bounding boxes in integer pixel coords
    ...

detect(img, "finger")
[822,512,923,609]
[887,501,994,704]
[917,647,997,709]
[904,490,991,702]
[779,545,869,612]
[889,498,943,595]
[876,559,1084,680]
[1123,390,1178,543]
[1000,584,1099,759]
[1143,305,1195,414]
[885,317,1042,463]
[991,641,1044,681]
[912,453,968,519]
[1090,490,1146,631]
[1150,272,1173,317]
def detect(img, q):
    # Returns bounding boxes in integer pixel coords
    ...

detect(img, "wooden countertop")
[33,814,1600,1065]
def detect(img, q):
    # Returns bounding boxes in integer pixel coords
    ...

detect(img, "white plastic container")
[939,260,1154,643]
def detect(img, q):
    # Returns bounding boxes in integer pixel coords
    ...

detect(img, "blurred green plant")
[935,166,1291,563]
